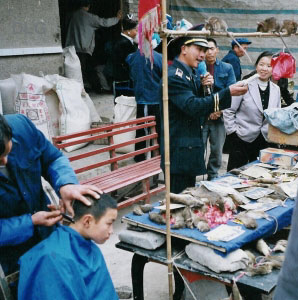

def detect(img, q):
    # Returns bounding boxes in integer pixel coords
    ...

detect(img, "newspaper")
[240,165,272,179]
[279,178,298,199]
[242,187,274,200]
[204,225,245,242]
[240,202,279,211]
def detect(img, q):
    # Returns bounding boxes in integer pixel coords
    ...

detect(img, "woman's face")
[256,56,272,81]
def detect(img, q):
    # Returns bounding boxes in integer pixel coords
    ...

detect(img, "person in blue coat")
[274,189,298,300]
[160,37,248,193]
[222,38,252,81]
[126,48,162,162]
[18,193,118,300]
[0,114,101,279]
[198,38,236,180]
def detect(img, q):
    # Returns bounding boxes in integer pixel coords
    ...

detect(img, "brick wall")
[122,0,138,18]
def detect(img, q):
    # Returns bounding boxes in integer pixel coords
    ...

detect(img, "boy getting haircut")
[18,194,119,300]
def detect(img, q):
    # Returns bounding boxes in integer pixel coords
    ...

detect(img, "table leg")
[132,253,149,300]
[173,268,185,300]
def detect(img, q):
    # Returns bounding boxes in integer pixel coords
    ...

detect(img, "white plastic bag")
[113,96,136,153]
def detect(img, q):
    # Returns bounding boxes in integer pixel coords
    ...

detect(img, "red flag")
[138,0,161,63]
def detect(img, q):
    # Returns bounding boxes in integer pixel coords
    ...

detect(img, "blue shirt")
[126,49,162,104]
[0,114,78,275]
[222,50,242,81]
[18,226,118,300]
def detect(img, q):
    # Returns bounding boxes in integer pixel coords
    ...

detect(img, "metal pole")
[160,0,174,299]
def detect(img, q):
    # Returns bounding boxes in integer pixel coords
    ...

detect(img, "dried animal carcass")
[235,212,258,229]
[281,20,298,35]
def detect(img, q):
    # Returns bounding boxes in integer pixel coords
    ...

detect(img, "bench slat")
[75,145,159,174]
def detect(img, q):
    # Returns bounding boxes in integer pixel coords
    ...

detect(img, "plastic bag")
[272,52,296,81]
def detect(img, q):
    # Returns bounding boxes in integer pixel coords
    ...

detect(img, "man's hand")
[116,9,122,19]
[59,184,103,216]
[209,111,222,120]
[201,73,214,86]
[31,210,62,226]
[229,82,248,96]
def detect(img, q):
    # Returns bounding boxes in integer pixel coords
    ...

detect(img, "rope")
[172,250,199,300]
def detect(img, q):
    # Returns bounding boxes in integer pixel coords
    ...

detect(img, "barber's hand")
[201,73,214,86]
[59,184,103,216]
[229,82,248,96]
[31,210,62,226]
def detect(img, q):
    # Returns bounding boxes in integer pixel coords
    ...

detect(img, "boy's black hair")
[73,193,117,222]
[0,115,12,156]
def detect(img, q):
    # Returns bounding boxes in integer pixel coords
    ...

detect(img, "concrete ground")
[87,91,272,300]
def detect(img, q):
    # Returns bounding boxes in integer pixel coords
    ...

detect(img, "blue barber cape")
[18,225,118,300]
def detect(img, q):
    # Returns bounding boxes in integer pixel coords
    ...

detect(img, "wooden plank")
[54,122,156,149]
[53,117,156,142]
[117,185,165,209]
[68,133,158,162]
[81,157,161,185]
[75,145,159,174]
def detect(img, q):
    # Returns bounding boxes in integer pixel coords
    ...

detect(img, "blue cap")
[231,38,252,47]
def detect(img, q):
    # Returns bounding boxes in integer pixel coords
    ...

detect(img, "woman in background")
[223,51,281,171]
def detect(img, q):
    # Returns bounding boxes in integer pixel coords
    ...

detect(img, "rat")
[257,17,280,32]
[205,16,252,63]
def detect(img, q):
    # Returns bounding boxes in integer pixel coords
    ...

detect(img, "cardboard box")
[259,147,298,167]
[267,124,298,146]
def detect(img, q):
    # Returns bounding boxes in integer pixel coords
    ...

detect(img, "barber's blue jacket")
[222,50,241,81]
[160,59,232,175]
[0,114,78,275]
[126,49,162,104]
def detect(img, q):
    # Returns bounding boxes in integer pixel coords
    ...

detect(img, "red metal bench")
[52,116,165,209]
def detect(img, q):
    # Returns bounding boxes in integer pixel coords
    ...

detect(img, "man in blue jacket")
[222,38,252,81]
[199,38,236,180]
[0,114,101,280]
[126,48,162,162]
[160,37,248,193]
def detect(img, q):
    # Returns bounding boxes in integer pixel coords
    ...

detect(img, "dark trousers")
[134,104,161,162]
[77,52,101,92]
[170,174,196,194]
[227,132,268,171]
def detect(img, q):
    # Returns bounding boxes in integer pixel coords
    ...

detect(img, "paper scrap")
[204,224,245,242]
[279,178,298,199]
[240,202,278,211]
[240,165,272,179]
[242,187,274,200]
[155,204,185,211]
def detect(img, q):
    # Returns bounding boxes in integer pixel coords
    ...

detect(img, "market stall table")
[116,238,280,300]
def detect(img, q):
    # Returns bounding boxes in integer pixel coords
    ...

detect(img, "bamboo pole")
[162,29,298,38]
[160,0,174,299]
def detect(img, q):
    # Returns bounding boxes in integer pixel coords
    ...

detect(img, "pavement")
[86,91,272,300]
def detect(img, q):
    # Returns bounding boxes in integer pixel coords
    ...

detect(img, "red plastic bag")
[271,52,296,81]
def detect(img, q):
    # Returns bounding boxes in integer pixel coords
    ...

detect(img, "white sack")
[63,46,83,84]
[185,243,249,273]
[11,73,54,141]
[113,96,136,153]
[54,77,91,152]
[118,229,165,250]
[0,78,18,114]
